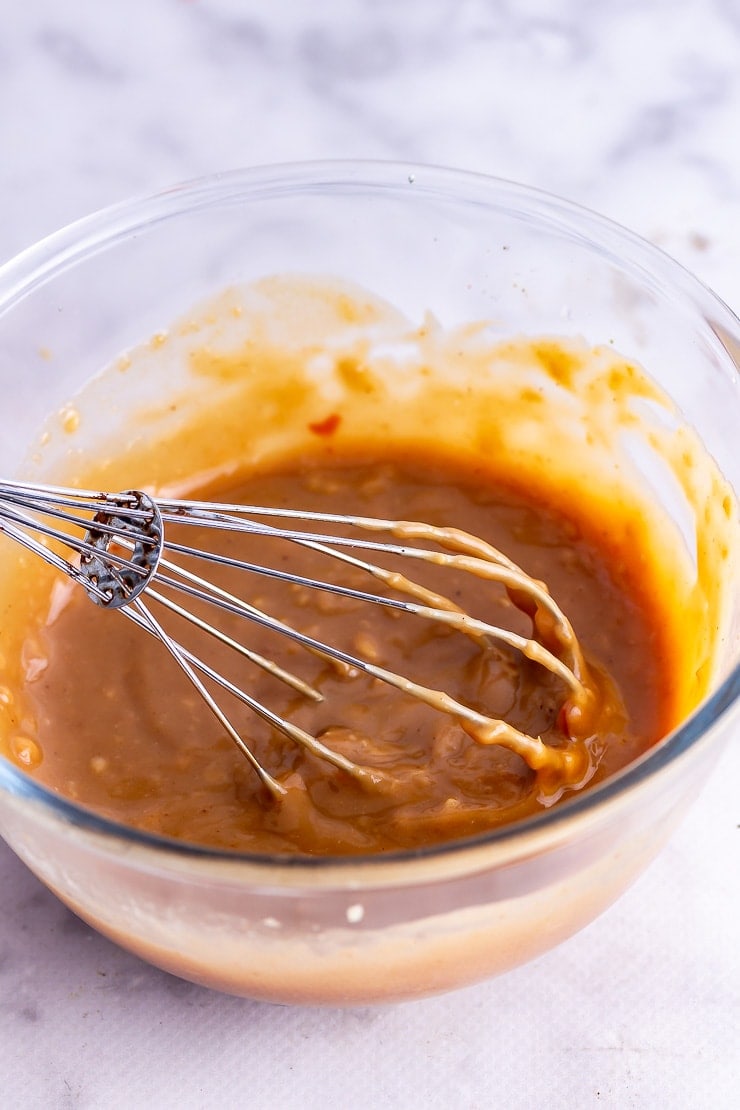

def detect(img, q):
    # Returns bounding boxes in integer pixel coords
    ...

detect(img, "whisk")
[0,478,598,799]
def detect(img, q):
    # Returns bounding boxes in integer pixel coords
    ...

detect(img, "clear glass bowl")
[0,161,738,1005]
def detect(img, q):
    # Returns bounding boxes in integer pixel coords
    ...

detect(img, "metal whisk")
[0,478,597,798]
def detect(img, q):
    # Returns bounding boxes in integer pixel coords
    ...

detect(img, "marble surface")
[1,1,739,1107]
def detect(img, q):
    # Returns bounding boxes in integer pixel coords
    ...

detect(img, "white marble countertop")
[1,1,739,1107]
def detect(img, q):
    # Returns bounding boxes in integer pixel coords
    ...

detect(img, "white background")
[1,2,739,1107]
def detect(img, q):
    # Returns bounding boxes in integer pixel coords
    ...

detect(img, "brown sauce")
[21,446,675,856]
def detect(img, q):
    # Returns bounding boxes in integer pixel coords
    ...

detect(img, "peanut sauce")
[0,276,734,860]
[18,449,673,855]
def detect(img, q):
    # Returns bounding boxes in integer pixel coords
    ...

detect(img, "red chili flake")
[308,412,341,437]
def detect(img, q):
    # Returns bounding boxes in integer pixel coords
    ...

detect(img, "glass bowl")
[0,161,738,1005]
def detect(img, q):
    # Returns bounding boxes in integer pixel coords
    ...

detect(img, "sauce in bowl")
[0,276,735,858]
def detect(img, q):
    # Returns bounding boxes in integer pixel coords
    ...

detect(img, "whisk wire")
[158,502,586,683]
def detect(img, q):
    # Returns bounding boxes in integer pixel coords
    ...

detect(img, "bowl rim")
[1,158,738,871]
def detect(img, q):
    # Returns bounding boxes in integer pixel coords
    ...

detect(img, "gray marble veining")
[1,2,739,1107]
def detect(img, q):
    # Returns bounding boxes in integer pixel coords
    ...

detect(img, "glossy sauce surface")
[23,448,676,855]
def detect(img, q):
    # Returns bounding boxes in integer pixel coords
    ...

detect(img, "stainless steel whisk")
[0,478,596,797]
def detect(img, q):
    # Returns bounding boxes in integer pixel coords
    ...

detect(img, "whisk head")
[0,478,601,803]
